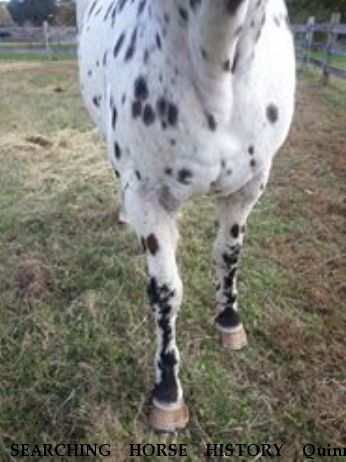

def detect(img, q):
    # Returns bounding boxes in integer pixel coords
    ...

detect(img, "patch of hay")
[0,61,44,75]
[0,133,47,154]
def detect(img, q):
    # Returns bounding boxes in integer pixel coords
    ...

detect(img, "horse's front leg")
[125,188,188,432]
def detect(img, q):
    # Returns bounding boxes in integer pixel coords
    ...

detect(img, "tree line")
[4,0,346,27]
[7,0,74,26]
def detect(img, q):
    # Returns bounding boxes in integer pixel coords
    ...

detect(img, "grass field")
[0,42,75,49]
[0,49,76,62]
[310,50,346,69]
[0,43,76,62]
[0,61,345,461]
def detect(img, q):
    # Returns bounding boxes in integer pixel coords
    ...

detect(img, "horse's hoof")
[149,400,189,433]
[219,326,248,350]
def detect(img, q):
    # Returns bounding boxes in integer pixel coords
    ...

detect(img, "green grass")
[0,60,345,461]
[0,43,76,61]
[0,51,76,61]
[0,42,75,49]
[310,50,346,68]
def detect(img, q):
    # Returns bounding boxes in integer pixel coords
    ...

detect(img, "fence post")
[322,12,341,85]
[43,21,52,59]
[304,16,315,66]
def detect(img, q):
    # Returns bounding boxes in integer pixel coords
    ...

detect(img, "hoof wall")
[220,326,248,350]
[149,401,189,433]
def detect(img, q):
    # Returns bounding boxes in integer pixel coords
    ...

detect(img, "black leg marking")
[148,277,179,404]
[216,306,241,329]
[216,244,242,329]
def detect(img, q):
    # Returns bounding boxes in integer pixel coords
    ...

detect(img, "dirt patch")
[13,258,52,303]
[25,135,53,148]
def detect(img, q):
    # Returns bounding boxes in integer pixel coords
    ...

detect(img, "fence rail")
[0,16,346,83]
[0,25,77,43]
[0,24,77,57]
[292,13,346,82]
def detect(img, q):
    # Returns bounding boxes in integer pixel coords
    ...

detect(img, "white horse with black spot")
[76,0,295,432]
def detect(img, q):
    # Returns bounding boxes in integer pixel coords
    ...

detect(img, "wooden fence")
[0,16,346,83]
[0,23,77,56]
[292,13,346,82]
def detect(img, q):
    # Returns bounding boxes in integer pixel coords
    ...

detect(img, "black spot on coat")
[266,103,279,123]
[114,32,125,57]
[177,168,193,184]
[230,224,240,239]
[143,104,156,125]
[134,76,149,100]
[146,233,159,255]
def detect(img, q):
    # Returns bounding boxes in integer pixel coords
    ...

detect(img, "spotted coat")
[77,0,296,413]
